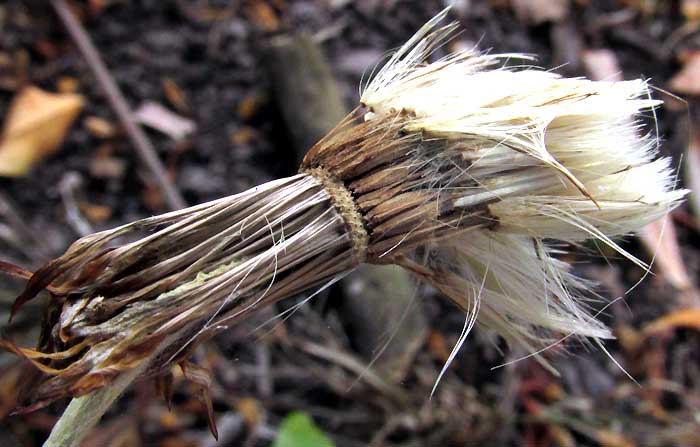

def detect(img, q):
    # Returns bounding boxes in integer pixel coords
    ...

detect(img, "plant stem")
[42,364,143,447]
[42,330,185,447]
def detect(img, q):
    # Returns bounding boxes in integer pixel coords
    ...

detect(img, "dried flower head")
[2,9,686,417]
[350,10,687,357]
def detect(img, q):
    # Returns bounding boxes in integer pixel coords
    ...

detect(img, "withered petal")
[180,361,218,439]
[154,371,174,411]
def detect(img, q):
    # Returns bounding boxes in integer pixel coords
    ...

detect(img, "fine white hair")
[361,8,687,362]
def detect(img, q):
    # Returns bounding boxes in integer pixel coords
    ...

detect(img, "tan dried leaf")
[84,115,117,139]
[682,0,700,22]
[56,76,80,93]
[133,101,196,141]
[640,216,690,290]
[595,429,635,447]
[247,1,280,32]
[78,202,113,223]
[0,86,83,176]
[512,0,568,25]
[162,78,189,114]
[669,51,700,95]
[235,397,262,429]
[643,308,700,335]
[581,49,623,82]
[640,215,700,307]
[684,122,700,216]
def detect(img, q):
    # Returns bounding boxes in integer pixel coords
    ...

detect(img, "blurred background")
[1,1,700,446]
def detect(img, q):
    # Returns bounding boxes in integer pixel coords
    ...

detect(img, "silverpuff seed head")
[355,9,687,362]
[1,8,687,415]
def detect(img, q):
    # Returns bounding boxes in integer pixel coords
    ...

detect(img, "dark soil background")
[1,1,700,446]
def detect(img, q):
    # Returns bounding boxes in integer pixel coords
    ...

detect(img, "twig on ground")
[49,0,186,211]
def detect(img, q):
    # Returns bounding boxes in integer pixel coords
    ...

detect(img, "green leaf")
[272,412,335,447]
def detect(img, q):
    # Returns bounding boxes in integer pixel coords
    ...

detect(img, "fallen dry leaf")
[643,308,700,335]
[669,50,700,95]
[89,154,126,179]
[549,425,576,447]
[235,397,263,429]
[427,330,451,363]
[0,86,83,176]
[230,126,256,146]
[247,1,280,32]
[640,216,700,307]
[56,76,80,93]
[159,409,180,430]
[78,202,113,223]
[595,429,636,447]
[615,324,645,353]
[134,101,196,141]
[640,216,691,291]
[581,49,623,82]
[238,92,265,121]
[84,115,117,139]
[162,78,190,114]
[511,0,568,25]
[683,0,700,22]
[684,126,700,216]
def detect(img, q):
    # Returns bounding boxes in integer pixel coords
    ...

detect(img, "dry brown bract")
[3,173,356,413]
[3,108,493,413]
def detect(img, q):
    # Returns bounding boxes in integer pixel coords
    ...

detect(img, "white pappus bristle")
[361,9,688,361]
